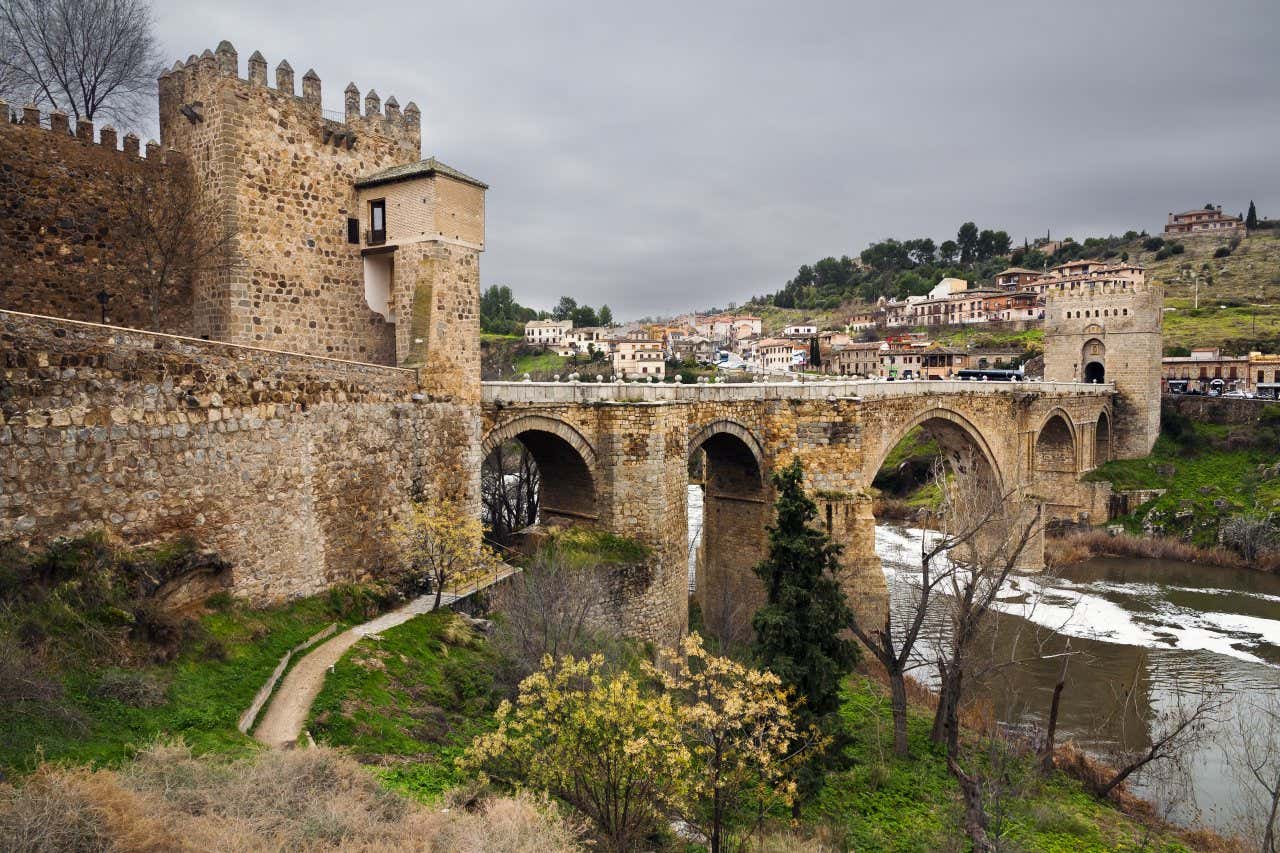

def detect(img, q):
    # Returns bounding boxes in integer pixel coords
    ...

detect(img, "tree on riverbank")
[751,458,858,798]
[852,458,983,758]
[927,457,1042,759]
[1228,685,1280,852]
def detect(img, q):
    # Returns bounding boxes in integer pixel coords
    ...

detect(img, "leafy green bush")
[0,533,231,664]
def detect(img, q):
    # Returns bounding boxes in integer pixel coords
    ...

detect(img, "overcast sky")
[155,0,1280,319]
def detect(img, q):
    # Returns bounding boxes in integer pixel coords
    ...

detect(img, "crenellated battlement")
[1043,279,1161,303]
[159,40,421,156]
[0,99,182,165]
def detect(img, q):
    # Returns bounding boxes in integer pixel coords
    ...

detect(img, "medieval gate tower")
[157,41,485,399]
[1043,279,1163,459]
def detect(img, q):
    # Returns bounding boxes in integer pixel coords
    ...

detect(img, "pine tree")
[1247,200,1258,230]
[752,459,858,726]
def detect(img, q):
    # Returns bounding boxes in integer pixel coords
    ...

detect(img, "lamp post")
[95,289,111,324]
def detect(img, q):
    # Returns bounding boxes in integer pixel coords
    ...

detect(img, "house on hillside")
[1163,206,1245,239]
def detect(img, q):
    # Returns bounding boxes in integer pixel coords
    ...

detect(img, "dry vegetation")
[0,742,583,853]
[1046,528,1280,574]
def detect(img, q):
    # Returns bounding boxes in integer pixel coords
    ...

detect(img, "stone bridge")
[481,379,1119,643]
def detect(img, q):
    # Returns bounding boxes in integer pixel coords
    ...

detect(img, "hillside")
[733,231,1280,351]
[1135,230,1280,302]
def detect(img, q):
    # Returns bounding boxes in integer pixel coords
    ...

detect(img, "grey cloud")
[154,0,1280,317]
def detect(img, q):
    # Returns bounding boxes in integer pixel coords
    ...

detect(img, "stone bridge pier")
[482,379,1127,643]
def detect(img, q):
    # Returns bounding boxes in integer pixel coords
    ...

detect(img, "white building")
[524,319,572,346]
[557,326,612,357]
[758,338,807,372]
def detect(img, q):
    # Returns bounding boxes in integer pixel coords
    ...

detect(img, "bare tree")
[850,458,969,757]
[1227,685,1280,852]
[1039,643,1070,773]
[481,440,539,546]
[0,0,161,125]
[928,454,1042,759]
[489,548,616,688]
[115,163,234,331]
[1093,662,1224,801]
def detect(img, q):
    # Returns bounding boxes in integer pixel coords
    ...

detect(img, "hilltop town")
[512,207,1280,395]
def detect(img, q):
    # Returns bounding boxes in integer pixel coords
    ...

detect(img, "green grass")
[1086,413,1280,544]
[809,676,1189,852]
[1160,302,1280,352]
[932,326,1044,353]
[511,350,569,376]
[0,595,343,773]
[544,527,652,564]
[307,610,502,802]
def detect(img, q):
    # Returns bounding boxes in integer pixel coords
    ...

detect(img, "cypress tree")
[1247,200,1258,230]
[752,458,859,727]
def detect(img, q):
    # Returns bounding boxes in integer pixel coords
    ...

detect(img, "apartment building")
[612,338,665,379]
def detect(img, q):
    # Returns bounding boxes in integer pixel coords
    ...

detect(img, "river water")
[877,524,1280,830]
[686,486,1280,831]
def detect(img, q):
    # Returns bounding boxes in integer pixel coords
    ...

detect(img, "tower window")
[368,199,386,245]
[346,217,360,244]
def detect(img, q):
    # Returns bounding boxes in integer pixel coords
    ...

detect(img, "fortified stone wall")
[0,105,191,333]
[1164,393,1279,425]
[0,310,479,601]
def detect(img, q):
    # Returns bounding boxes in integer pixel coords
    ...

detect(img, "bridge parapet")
[482,379,1114,404]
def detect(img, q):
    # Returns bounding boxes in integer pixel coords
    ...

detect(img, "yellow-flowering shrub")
[650,633,813,853]
[461,653,689,851]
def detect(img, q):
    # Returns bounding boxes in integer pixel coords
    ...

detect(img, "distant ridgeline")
[761,227,1185,313]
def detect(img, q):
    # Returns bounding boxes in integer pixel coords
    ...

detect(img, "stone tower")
[1043,279,1163,458]
[156,41,485,395]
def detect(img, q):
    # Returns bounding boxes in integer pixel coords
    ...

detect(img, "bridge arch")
[1094,409,1112,467]
[1034,409,1078,475]
[689,419,767,475]
[687,419,768,645]
[481,415,599,532]
[869,406,1005,489]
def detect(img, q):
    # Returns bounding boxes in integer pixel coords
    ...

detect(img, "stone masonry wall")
[159,44,422,362]
[1044,280,1163,459]
[1,311,479,601]
[0,106,192,334]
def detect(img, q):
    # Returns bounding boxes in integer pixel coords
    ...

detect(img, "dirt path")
[252,592,460,748]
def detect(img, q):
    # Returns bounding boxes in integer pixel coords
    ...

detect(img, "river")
[686,486,1280,832]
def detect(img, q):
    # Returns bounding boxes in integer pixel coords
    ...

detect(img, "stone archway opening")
[871,415,1001,521]
[688,425,767,648]
[1094,412,1112,467]
[1082,338,1106,383]
[481,422,598,546]
[1034,414,1077,475]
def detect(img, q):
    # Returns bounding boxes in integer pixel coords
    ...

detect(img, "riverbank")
[847,665,1243,852]
[1047,528,1280,574]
